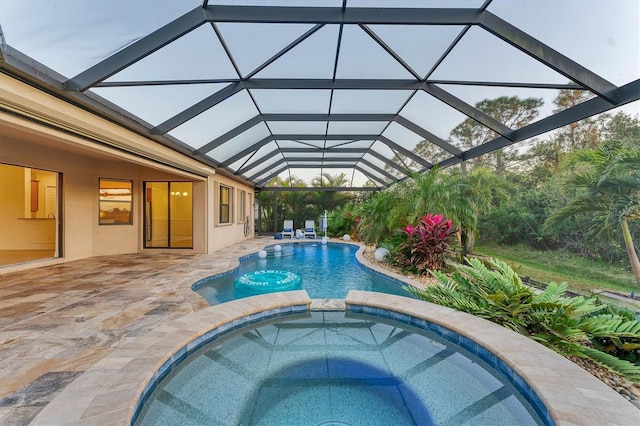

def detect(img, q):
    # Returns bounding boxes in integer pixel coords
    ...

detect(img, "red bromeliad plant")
[390,213,457,274]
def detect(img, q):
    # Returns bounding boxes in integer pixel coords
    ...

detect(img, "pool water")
[134,311,544,425]
[195,242,414,305]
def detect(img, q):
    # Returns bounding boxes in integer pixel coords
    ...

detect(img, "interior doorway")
[0,163,59,266]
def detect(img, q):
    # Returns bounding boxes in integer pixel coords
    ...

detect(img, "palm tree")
[277,176,312,229]
[453,166,511,256]
[544,145,640,287]
[257,175,308,233]
[357,167,458,245]
[357,166,506,252]
[310,172,352,216]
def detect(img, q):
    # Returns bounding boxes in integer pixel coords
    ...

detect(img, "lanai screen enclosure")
[0,0,638,190]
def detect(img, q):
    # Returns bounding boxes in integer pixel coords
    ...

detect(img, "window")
[237,189,247,223]
[99,179,132,225]
[219,185,232,224]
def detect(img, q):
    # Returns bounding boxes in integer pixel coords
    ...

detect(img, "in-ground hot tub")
[133,308,548,425]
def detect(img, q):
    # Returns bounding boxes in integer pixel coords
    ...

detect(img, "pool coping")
[29,291,313,425]
[28,240,639,425]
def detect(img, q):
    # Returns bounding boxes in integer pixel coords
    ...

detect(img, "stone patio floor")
[0,238,638,425]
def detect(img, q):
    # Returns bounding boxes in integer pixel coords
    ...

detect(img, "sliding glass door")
[144,182,192,249]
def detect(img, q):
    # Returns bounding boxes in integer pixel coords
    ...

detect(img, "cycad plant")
[406,257,640,382]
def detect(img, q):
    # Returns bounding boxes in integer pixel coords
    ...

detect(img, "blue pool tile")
[132,401,144,425]
[390,311,411,324]
[246,312,262,323]
[219,321,232,332]
[292,304,307,313]
[172,346,187,364]
[476,345,497,369]
[459,335,478,355]
[156,360,172,382]
[186,337,204,355]
[530,391,552,425]
[362,306,379,316]
[513,371,532,401]
[426,321,444,336]
[203,328,219,343]
[439,326,459,344]
[191,267,239,290]
[262,309,280,321]
[409,317,428,329]
[496,358,514,383]
[231,318,245,330]
[349,304,364,313]
[142,378,154,397]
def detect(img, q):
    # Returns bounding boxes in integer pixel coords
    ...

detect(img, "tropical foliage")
[255,173,355,234]
[327,204,362,237]
[544,145,640,286]
[406,257,640,382]
[255,93,639,292]
[388,213,457,273]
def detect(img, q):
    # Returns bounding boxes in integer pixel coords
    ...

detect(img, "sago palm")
[407,257,640,382]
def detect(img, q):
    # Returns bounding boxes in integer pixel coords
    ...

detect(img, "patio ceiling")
[0,0,638,189]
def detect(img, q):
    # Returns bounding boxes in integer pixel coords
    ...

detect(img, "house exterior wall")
[208,174,255,252]
[0,74,254,272]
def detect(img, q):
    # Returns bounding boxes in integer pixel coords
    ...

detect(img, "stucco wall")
[0,73,255,269]
[208,174,255,252]
[1,132,255,264]
[1,137,140,259]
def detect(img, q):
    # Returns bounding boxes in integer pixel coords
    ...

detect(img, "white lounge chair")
[303,220,317,239]
[281,220,294,239]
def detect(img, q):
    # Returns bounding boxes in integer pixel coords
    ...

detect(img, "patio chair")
[303,220,317,239]
[282,220,294,239]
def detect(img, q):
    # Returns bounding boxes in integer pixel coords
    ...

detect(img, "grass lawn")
[474,242,637,295]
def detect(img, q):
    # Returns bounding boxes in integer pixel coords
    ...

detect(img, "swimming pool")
[134,310,544,425]
[194,242,414,305]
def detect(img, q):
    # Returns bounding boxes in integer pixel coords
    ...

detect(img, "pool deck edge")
[29,291,312,426]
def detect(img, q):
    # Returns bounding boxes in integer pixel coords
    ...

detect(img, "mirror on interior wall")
[0,163,59,266]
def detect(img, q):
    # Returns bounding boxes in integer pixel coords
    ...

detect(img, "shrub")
[388,213,457,274]
[406,257,640,382]
[327,205,361,238]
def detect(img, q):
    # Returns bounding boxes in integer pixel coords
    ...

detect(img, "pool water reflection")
[194,242,414,305]
[134,311,544,425]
